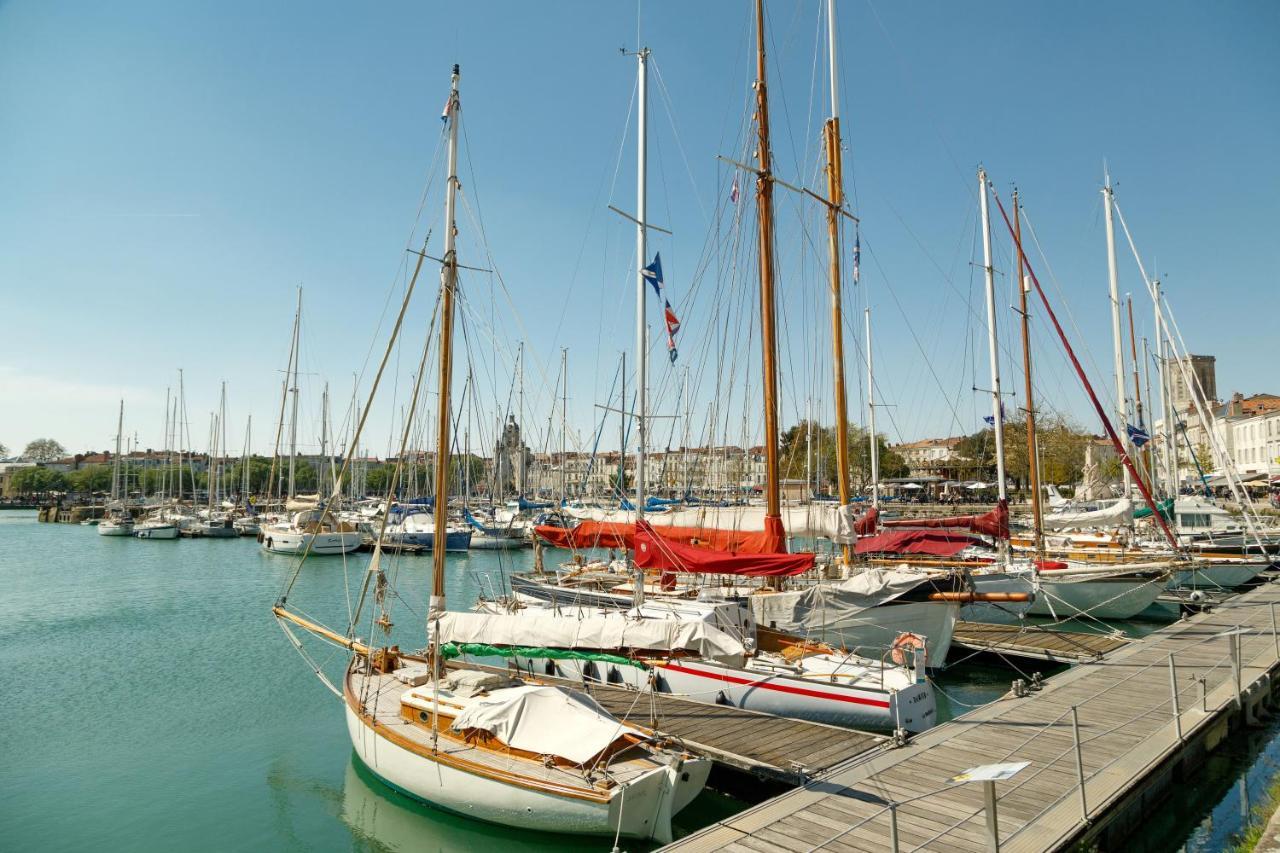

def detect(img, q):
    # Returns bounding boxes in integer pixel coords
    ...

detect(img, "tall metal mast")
[112,400,124,502]
[1102,172,1131,498]
[560,349,568,504]
[634,46,650,523]
[1013,190,1042,554]
[287,288,302,500]
[754,0,783,531]
[430,64,462,612]
[823,0,853,532]
[978,169,1008,537]
[865,308,879,508]
[1153,279,1177,493]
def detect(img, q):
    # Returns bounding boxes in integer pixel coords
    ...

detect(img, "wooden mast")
[430,64,462,614]
[753,0,782,535]
[823,0,852,560]
[1013,191,1043,555]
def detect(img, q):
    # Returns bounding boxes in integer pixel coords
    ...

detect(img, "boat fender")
[1035,560,1069,571]
[890,633,926,666]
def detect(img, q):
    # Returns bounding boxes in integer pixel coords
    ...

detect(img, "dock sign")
[949,761,1030,785]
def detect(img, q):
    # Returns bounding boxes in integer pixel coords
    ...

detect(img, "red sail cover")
[880,499,1009,539]
[854,506,880,535]
[535,516,790,554]
[633,521,814,576]
[854,529,987,558]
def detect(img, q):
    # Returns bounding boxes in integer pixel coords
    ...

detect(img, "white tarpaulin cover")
[448,684,640,764]
[565,504,846,539]
[1043,499,1133,531]
[750,568,932,635]
[434,611,746,665]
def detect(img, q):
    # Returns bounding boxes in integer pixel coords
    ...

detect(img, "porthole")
[418,711,429,722]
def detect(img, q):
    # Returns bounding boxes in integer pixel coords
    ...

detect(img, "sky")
[1,0,1277,462]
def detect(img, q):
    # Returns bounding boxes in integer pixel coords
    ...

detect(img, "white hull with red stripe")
[507,651,935,733]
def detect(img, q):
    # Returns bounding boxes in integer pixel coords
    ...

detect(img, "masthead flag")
[642,253,664,299]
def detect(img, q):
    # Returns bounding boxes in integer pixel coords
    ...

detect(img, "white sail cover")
[1043,499,1133,531]
[433,611,746,666]
[450,684,640,764]
[565,504,847,539]
[750,568,932,635]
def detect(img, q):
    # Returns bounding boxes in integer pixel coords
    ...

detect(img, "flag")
[983,402,1006,426]
[642,253,663,299]
[1127,424,1150,447]
[852,231,861,284]
[730,176,740,205]
[663,300,681,336]
[441,97,451,123]
[668,339,679,363]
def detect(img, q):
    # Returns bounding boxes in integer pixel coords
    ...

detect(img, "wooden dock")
[665,578,1280,852]
[468,664,885,787]
[950,621,1128,663]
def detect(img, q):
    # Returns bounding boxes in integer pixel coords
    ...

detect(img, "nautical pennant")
[730,175,740,205]
[663,301,681,336]
[642,253,664,299]
[983,403,1006,426]
[1127,424,1150,447]
[441,98,451,122]
[852,230,861,284]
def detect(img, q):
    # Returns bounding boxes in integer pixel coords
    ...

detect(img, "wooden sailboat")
[273,64,708,842]
[98,401,135,536]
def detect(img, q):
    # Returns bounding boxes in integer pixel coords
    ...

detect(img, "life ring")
[890,632,926,666]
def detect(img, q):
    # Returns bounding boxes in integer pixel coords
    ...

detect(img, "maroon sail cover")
[854,506,880,535]
[880,499,1009,539]
[854,529,988,558]
[633,520,814,577]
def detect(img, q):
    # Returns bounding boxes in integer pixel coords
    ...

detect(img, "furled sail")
[1043,498,1133,531]
[880,499,1009,539]
[633,520,813,576]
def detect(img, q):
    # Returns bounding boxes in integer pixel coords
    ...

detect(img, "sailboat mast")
[1013,190,1043,553]
[287,288,302,501]
[823,0,853,524]
[1126,295,1151,486]
[753,0,782,524]
[112,400,124,501]
[1102,173,1131,498]
[977,169,1008,508]
[560,349,567,504]
[865,308,879,507]
[243,414,252,498]
[1153,279,1176,494]
[430,64,462,608]
[634,46,650,522]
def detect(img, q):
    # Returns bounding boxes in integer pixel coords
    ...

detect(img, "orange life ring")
[890,632,926,666]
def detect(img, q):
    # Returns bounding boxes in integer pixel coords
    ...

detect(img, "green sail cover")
[1134,498,1174,520]
[439,642,645,669]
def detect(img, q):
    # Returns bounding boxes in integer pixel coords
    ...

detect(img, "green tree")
[22,439,66,462]
[11,466,69,494]
[952,414,1091,490]
[779,421,905,494]
[0,441,8,457]
[66,465,113,493]
[224,457,273,494]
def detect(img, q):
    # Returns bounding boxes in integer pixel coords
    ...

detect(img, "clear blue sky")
[2,0,1276,460]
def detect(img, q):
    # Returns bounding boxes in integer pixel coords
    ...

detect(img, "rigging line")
[650,60,709,223]
[277,233,436,605]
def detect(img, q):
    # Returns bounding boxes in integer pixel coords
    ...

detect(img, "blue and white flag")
[852,232,861,284]
[983,402,1006,426]
[1127,423,1150,447]
[642,253,664,299]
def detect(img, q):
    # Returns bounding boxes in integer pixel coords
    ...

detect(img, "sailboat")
[271,65,708,842]
[98,401,135,536]
[496,5,937,732]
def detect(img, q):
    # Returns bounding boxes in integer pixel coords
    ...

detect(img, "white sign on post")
[948,761,1030,785]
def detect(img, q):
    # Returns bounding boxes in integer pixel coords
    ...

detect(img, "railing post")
[889,802,900,853]
[1200,676,1208,713]
[1232,629,1243,710]
[1271,602,1279,660]
[1071,705,1088,821]
[983,780,1000,853]
[1169,653,1182,741]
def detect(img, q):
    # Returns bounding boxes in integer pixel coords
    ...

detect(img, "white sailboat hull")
[97,521,133,536]
[135,524,179,540]
[805,599,959,666]
[1168,561,1265,590]
[262,530,361,555]
[344,704,705,841]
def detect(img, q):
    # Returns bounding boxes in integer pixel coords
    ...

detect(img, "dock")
[665,578,1280,852]
[950,621,1128,663]
[470,663,884,788]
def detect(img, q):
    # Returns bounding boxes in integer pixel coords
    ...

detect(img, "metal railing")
[802,594,1280,852]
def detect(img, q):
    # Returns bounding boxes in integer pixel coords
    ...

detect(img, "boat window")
[1179,514,1211,528]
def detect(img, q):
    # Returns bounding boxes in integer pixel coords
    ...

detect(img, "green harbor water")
[0,510,745,852]
[1,509,1253,852]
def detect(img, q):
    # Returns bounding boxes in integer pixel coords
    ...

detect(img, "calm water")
[0,511,738,852]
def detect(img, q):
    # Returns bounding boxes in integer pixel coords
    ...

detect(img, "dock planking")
[666,579,1280,852]
[950,620,1128,663]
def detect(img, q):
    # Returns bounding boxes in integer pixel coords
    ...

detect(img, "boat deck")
[663,578,1280,852]
[949,621,1128,663]
[467,662,886,785]
[348,667,666,791]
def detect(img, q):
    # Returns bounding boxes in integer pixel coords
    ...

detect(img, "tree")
[10,466,68,494]
[66,465,113,493]
[779,421,906,494]
[952,414,1091,490]
[0,441,8,457]
[22,439,66,462]
[224,457,273,495]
